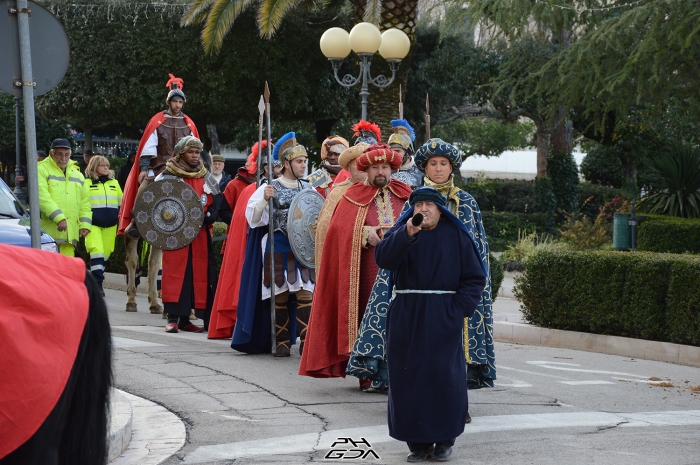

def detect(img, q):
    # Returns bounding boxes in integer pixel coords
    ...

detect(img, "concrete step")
[108,389,133,463]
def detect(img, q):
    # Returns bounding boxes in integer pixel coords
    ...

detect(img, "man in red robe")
[208,143,277,339]
[159,136,221,333]
[119,74,199,237]
[299,143,412,380]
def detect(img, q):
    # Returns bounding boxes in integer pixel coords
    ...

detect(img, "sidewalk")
[493,271,700,369]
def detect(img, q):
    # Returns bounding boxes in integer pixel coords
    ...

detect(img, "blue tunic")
[347,188,496,389]
[377,218,485,442]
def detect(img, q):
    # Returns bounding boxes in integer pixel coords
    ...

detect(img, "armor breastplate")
[392,165,423,189]
[271,179,309,236]
[151,113,192,176]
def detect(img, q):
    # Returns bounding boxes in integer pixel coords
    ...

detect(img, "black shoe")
[125,223,140,239]
[465,413,472,424]
[433,445,452,461]
[406,445,434,462]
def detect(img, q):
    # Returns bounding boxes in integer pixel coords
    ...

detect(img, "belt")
[394,289,456,295]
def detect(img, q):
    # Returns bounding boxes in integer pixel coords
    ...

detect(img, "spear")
[264,82,276,355]
[257,95,265,187]
[425,94,430,141]
[399,84,403,120]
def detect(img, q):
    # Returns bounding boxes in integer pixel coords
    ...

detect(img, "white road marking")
[182,410,700,464]
[112,325,231,346]
[526,361,648,379]
[498,365,572,380]
[113,336,167,348]
[494,376,533,387]
[614,378,669,384]
[559,380,616,385]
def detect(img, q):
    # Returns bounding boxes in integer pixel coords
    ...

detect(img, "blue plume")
[391,119,415,141]
[272,131,295,161]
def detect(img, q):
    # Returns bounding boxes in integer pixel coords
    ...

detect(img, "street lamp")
[320,22,410,121]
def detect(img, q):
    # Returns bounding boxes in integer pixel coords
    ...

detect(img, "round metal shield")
[133,178,204,250]
[287,189,325,269]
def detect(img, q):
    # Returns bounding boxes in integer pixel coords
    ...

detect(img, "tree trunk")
[207,124,220,154]
[84,124,93,152]
[349,0,417,139]
[550,29,573,154]
[536,122,550,179]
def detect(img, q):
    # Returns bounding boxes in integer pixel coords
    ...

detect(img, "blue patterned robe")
[346,184,496,390]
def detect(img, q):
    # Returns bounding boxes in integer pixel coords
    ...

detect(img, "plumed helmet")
[165,73,187,103]
[387,119,416,153]
[273,132,307,164]
[352,120,381,145]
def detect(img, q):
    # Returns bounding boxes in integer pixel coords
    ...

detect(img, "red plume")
[246,140,268,175]
[166,73,185,90]
[352,120,381,142]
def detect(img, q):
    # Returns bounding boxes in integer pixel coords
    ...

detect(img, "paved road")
[106,289,700,465]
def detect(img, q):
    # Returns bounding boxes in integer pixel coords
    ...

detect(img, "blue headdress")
[414,138,462,173]
[272,131,306,163]
[388,119,416,153]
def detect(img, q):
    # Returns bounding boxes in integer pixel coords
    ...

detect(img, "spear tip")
[264,82,270,102]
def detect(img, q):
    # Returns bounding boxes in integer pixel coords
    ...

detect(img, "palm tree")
[181,0,418,135]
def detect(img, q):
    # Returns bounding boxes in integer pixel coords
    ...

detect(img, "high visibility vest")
[85,177,122,228]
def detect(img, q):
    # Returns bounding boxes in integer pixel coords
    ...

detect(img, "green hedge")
[481,212,553,251]
[638,215,700,254]
[489,253,504,301]
[514,250,700,345]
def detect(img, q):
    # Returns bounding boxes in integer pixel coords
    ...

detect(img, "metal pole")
[629,200,638,251]
[359,55,370,121]
[256,95,264,188]
[425,94,431,141]
[264,82,276,354]
[13,96,27,204]
[17,0,41,248]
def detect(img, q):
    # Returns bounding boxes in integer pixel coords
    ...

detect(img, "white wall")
[459,150,586,180]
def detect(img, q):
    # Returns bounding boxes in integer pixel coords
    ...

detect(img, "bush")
[463,178,536,213]
[500,230,571,271]
[514,250,700,345]
[548,151,580,215]
[580,144,624,188]
[558,211,610,250]
[489,253,505,301]
[637,215,700,254]
[481,211,554,251]
[578,183,625,220]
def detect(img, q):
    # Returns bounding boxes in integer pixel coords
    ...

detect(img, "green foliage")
[500,230,570,271]
[481,211,553,251]
[489,252,504,301]
[514,250,700,345]
[558,211,610,250]
[433,119,534,157]
[637,143,700,218]
[637,215,700,255]
[547,150,579,215]
[533,176,556,218]
[580,144,624,188]
[578,183,625,221]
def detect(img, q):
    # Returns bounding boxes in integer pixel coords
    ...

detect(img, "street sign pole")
[16,0,40,248]
[14,96,27,204]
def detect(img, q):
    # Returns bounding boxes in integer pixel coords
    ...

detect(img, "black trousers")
[407,438,455,452]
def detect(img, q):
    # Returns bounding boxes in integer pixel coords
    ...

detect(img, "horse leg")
[148,247,163,314]
[124,236,138,312]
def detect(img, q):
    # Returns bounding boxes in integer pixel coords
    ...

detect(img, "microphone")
[411,213,424,227]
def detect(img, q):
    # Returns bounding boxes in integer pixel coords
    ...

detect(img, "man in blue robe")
[375,187,486,462]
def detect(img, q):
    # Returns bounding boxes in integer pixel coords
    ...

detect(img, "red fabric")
[208,182,257,339]
[334,170,351,185]
[356,143,402,171]
[0,244,88,459]
[161,177,212,309]
[220,177,252,255]
[299,180,412,378]
[118,112,199,235]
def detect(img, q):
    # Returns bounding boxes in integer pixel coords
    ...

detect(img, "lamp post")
[320,23,410,121]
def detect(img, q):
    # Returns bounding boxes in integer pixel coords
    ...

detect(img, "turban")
[408,186,447,207]
[321,136,349,160]
[414,138,461,172]
[337,143,369,170]
[173,135,203,156]
[355,143,403,172]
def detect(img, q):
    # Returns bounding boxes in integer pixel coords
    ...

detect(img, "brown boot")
[295,294,312,356]
[274,302,291,357]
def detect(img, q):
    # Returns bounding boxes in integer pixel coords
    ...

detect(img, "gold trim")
[348,204,369,352]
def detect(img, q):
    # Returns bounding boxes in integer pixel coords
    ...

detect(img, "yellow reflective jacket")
[85,177,122,228]
[38,157,92,246]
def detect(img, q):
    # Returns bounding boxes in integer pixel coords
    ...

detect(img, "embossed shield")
[287,189,325,269]
[133,179,204,250]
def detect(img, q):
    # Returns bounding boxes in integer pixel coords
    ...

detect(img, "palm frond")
[200,0,255,54]
[181,0,217,26]
[258,0,303,38]
[362,0,382,27]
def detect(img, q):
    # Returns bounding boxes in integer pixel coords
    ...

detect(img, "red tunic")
[334,170,351,185]
[118,112,199,235]
[208,182,257,339]
[299,180,411,378]
[161,176,212,309]
[0,244,88,459]
[220,176,252,255]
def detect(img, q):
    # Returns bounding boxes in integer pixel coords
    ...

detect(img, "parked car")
[0,178,59,252]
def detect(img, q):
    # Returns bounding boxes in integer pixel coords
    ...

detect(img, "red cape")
[0,244,88,458]
[161,176,212,308]
[220,177,252,255]
[118,112,199,235]
[208,182,257,339]
[334,170,351,185]
[299,180,412,378]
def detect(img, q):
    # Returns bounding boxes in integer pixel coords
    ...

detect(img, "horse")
[124,236,164,314]
[0,247,113,465]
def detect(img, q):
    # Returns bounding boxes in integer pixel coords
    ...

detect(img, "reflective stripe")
[104,204,120,209]
[68,177,84,186]
[49,209,63,220]
[90,264,105,272]
[90,253,105,259]
[394,289,456,294]
[90,195,120,202]
[47,175,65,182]
[80,217,92,224]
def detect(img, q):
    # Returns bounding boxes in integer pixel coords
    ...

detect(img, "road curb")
[108,389,133,463]
[494,320,700,368]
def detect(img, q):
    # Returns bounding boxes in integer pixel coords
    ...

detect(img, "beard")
[371,175,388,188]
